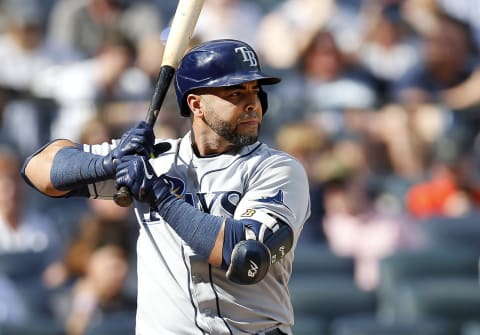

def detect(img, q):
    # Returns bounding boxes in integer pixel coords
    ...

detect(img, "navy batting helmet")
[174,39,281,117]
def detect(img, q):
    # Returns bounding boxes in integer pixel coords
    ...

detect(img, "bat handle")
[113,66,175,207]
[114,185,133,207]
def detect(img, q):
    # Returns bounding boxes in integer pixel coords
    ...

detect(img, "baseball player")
[21,39,310,335]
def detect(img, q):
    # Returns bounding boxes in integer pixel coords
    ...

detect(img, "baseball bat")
[114,0,204,207]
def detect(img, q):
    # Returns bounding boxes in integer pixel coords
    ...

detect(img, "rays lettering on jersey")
[160,176,287,216]
[162,175,241,216]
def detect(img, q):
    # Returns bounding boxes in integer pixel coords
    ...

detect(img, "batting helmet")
[174,39,281,117]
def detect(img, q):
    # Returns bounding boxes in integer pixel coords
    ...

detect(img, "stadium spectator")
[50,208,136,335]
[357,1,420,103]
[405,146,480,219]
[31,30,152,142]
[393,12,477,106]
[390,12,479,176]
[0,0,79,157]
[256,0,335,69]
[0,273,28,326]
[194,0,264,48]
[46,0,165,79]
[320,141,423,290]
[0,138,63,322]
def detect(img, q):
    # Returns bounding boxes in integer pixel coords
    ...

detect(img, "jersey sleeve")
[233,154,311,241]
[83,141,118,199]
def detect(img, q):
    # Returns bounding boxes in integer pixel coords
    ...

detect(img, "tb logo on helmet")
[235,46,258,67]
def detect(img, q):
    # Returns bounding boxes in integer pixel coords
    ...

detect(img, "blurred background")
[1,0,480,334]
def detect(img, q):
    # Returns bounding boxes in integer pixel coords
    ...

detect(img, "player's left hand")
[103,121,155,176]
[115,155,171,206]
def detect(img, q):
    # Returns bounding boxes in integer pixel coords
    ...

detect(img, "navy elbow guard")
[225,212,294,285]
[226,239,271,285]
[263,221,294,264]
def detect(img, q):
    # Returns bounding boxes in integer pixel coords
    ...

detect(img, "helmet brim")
[208,72,281,87]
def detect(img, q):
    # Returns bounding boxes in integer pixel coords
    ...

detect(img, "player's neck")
[190,131,238,157]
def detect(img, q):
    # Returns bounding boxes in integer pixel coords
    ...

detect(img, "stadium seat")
[462,321,480,335]
[289,273,376,321]
[292,243,354,276]
[0,318,65,335]
[0,251,47,279]
[390,277,480,334]
[377,247,479,322]
[330,313,456,335]
[291,314,327,335]
[84,311,136,335]
[420,214,480,253]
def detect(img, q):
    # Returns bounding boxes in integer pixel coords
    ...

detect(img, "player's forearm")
[208,222,225,267]
[155,194,225,265]
[22,140,112,198]
[22,139,76,197]
[153,197,219,266]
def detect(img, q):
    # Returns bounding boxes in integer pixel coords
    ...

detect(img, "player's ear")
[186,93,204,117]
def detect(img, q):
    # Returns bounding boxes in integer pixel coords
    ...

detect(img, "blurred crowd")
[1,0,480,334]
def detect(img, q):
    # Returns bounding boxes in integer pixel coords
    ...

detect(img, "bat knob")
[114,186,133,207]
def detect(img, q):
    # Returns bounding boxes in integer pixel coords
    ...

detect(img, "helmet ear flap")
[180,98,191,117]
[258,88,268,115]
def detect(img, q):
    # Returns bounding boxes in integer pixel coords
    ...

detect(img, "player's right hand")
[103,121,155,176]
[115,155,170,206]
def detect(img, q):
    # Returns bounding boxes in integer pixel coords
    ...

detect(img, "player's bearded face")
[203,105,261,146]
[201,83,263,146]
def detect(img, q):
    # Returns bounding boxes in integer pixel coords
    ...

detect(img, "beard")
[204,110,260,146]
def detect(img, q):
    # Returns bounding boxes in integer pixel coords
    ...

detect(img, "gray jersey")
[86,132,310,335]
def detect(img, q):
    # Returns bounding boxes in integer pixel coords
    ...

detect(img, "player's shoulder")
[248,142,302,165]
[246,142,307,176]
[245,144,310,203]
